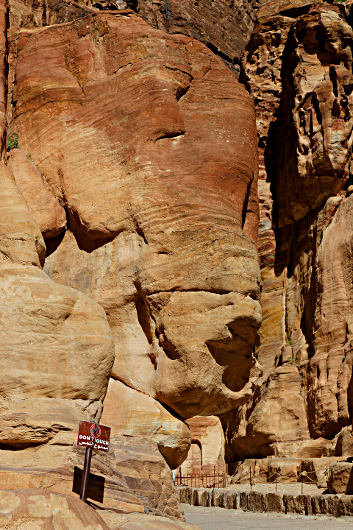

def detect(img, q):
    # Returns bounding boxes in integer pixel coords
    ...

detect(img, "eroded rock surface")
[219,1,353,468]
[8,148,67,238]
[0,435,186,519]
[6,12,262,419]
[0,489,111,530]
[181,416,226,476]
[0,158,115,446]
[100,378,191,469]
[129,0,257,73]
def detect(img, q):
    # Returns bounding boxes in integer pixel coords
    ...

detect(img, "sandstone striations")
[4,0,353,522]
[8,148,67,239]
[128,0,258,75]
[7,11,262,420]
[220,1,353,485]
[0,0,265,525]
[100,378,191,469]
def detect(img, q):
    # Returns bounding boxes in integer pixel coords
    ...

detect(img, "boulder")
[335,426,353,456]
[328,461,353,494]
[0,489,111,530]
[10,12,262,419]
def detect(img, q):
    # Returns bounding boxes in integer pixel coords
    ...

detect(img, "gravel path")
[182,504,353,530]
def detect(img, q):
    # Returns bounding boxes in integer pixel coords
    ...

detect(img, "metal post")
[276,472,278,493]
[214,466,216,488]
[301,474,303,495]
[250,465,252,491]
[80,446,92,502]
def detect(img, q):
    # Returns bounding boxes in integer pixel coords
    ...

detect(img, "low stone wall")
[178,487,353,517]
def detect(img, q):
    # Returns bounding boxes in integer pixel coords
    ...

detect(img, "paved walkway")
[182,504,353,530]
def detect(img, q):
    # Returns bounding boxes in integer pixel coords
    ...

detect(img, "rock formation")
[8,10,262,420]
[0,0,266,525]
[219,2,353,483]
[0,489,199,530]
[100,379,191,469]
[4,0,353,522]
[180,417,226,476]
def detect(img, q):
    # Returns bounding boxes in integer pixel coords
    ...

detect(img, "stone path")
[182,504,353,529]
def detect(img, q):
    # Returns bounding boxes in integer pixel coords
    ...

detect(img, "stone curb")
[178,487,353,517]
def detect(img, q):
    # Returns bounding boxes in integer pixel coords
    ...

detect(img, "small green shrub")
[288,356,294,364]
[7,133,18,151]
[286,339,292,346]
[342,356,346,363]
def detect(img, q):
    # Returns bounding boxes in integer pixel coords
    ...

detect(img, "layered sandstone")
[5,0,353,518]
[100,378,191,469]
[0,488,200,529]
[0,489,111,530]
[0,161,115,446]
[6,11,262,420]
[129,0,257,74]
[8,148,67,239]
[0,0,265,524]
[181,417,226,476]
[219,2,353,473]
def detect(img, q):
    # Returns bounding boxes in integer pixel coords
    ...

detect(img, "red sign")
[77,421,110,452]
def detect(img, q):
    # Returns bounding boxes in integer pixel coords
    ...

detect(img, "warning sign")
[77,421,110,453]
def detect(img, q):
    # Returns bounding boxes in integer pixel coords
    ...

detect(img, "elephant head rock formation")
[7,12,262,421]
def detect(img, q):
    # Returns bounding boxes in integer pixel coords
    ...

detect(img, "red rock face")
[8,12,261,419]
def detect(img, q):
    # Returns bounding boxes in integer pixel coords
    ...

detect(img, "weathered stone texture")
[8,148,67,239]
[100,378,191,469]
[220,2,353,468]
[328,461,353,494]
[0,489,112,530]
[131,0,257,72]
[100,511,201,530]
[8,12,262,420]
[181,416,226,476]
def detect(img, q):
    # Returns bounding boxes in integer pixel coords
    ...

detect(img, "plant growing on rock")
[7,133,18,151]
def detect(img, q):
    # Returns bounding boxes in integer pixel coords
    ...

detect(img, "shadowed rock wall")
[219,1,353,470]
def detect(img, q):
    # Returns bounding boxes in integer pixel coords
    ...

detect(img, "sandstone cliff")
[3,0,353,523]
[217,1,353,480]
[0,0,265,526]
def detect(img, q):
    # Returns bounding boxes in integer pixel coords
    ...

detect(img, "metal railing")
[175,465,227,489]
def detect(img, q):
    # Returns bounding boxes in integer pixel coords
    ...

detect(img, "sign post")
[76,421,111,502]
